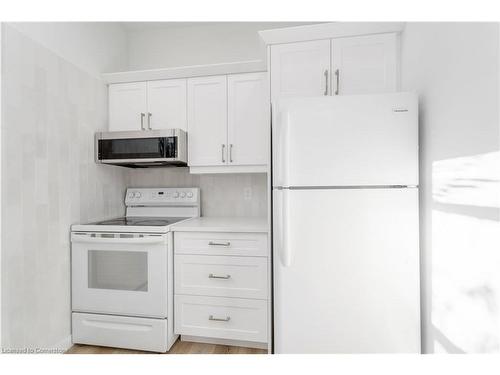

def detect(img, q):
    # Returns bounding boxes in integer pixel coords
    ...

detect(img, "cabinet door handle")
[334,69,340,95]
[140,113,145,130]
[208,241,231,247]
[229,144,233,163]
[147,112,152,130]
[221,144,226,163]
[324,70,329,96]
[208,273,231,280]
[209,315,230,322]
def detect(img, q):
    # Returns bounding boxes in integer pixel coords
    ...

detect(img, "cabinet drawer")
[174,232,268,256]
[175,255,268,299]
[72,312,169,353]
[174,295,267,343]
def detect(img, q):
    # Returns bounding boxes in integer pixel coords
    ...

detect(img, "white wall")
[126,22,313,70]
[9,22,128,76]
[401,22,500,353]
[128,169,267,217]
[1,24,128,351]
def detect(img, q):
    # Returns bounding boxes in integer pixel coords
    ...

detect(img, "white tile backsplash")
[127,168,268,218]
[1,25,127,349]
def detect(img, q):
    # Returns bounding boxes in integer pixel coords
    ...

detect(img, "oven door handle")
[71,233,167,244]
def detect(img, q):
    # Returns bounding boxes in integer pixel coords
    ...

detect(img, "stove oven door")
[71,232,168,318]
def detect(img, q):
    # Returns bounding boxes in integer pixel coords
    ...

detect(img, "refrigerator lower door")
[273,187,420,353]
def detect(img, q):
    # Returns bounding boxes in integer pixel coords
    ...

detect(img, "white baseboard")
[180,335,268,350]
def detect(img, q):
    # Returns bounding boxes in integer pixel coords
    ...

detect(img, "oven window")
[88,250,148,292]
[98,137,167,160]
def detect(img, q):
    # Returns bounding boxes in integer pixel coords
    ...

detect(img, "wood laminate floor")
[66,339,268,354]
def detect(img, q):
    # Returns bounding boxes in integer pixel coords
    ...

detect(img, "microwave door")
[98,137,167,161]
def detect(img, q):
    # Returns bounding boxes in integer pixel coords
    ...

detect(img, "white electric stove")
[70,187,200,353]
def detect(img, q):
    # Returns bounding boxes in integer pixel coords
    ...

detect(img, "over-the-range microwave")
[95,129,187,168]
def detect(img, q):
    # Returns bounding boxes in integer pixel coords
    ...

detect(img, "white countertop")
[172,216,268,233]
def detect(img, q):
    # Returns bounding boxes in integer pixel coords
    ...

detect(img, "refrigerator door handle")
[275,110,289,188]
[274,189,292,267]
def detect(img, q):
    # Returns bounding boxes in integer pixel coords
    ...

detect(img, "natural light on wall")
[432,151,500,353]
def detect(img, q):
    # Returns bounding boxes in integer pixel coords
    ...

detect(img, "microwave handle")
[71,233,166,244]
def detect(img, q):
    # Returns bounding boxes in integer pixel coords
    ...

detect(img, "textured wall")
[1,25,127,350]
[401,22,500,353]
[127,168,267,218]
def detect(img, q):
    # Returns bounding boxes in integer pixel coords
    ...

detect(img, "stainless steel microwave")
[95,129,187,168]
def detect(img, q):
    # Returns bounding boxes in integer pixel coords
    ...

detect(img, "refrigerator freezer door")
[273,188,420,353]
[272,93,418,188]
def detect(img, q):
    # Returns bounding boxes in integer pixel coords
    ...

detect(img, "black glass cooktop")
[93,216,185,227]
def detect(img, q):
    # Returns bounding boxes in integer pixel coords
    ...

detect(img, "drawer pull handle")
[209,315,231,322]
[208,273,231,280]
[208,241,231,247]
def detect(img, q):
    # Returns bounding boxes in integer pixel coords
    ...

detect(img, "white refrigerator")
[272,92,421,353]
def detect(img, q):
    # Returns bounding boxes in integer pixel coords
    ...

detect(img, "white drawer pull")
[208,273,231,280]
[208,241,231,247]
[209,315,231,322]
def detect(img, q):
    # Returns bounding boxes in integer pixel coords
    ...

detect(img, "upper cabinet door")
[270,40,330,102]
[187,75,228,167]
[108,82,148,131]
[146,79,187,130]
[227,72,269,166]
[331,33,398,95]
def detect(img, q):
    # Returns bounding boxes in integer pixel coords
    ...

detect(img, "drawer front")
[175,255,268,299]
[174,295,267,343]
[72,312,169,353]
[174,232,268,256]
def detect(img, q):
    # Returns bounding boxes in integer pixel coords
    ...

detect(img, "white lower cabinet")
[175,254,268,299]
[72,312,170,353]
[174,295,267,343]
[174,231,269,346]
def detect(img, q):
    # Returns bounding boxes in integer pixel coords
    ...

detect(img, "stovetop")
[91,216,187,227]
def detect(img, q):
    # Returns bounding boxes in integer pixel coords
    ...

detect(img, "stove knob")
[135,192,142,198]
[187,192,194,198]
[180,192,186,198]
[128,192,135,198]
[173,192,179,198]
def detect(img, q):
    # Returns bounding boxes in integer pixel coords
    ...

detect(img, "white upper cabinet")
[146,79,187,130]
[270,40,331,102]
[187,75,228,167]
[108,79,187,131]
[108,82,147,131]
[331,34,398,95]
[269,33,399,101]
[227,72,269,166]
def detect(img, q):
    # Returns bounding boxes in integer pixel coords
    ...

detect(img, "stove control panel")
[125,188,200,206]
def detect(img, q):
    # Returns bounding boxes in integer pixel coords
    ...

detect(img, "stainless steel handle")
[324,70,329,96]
[208,241,231,247]
[209,315,230,322]
[221,144,226,163]
[208,273,231,279]
[334,69,340,95]
[140,113,145,130]
[147,112,152,130]
[229,144,233,163]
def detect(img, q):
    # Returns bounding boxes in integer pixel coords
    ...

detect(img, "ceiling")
[119,22,323,32]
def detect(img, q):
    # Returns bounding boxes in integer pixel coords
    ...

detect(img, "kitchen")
[1,11,500,369]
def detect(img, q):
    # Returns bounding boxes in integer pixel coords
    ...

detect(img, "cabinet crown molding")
[259,22,405,45]
[102,60,267,85]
